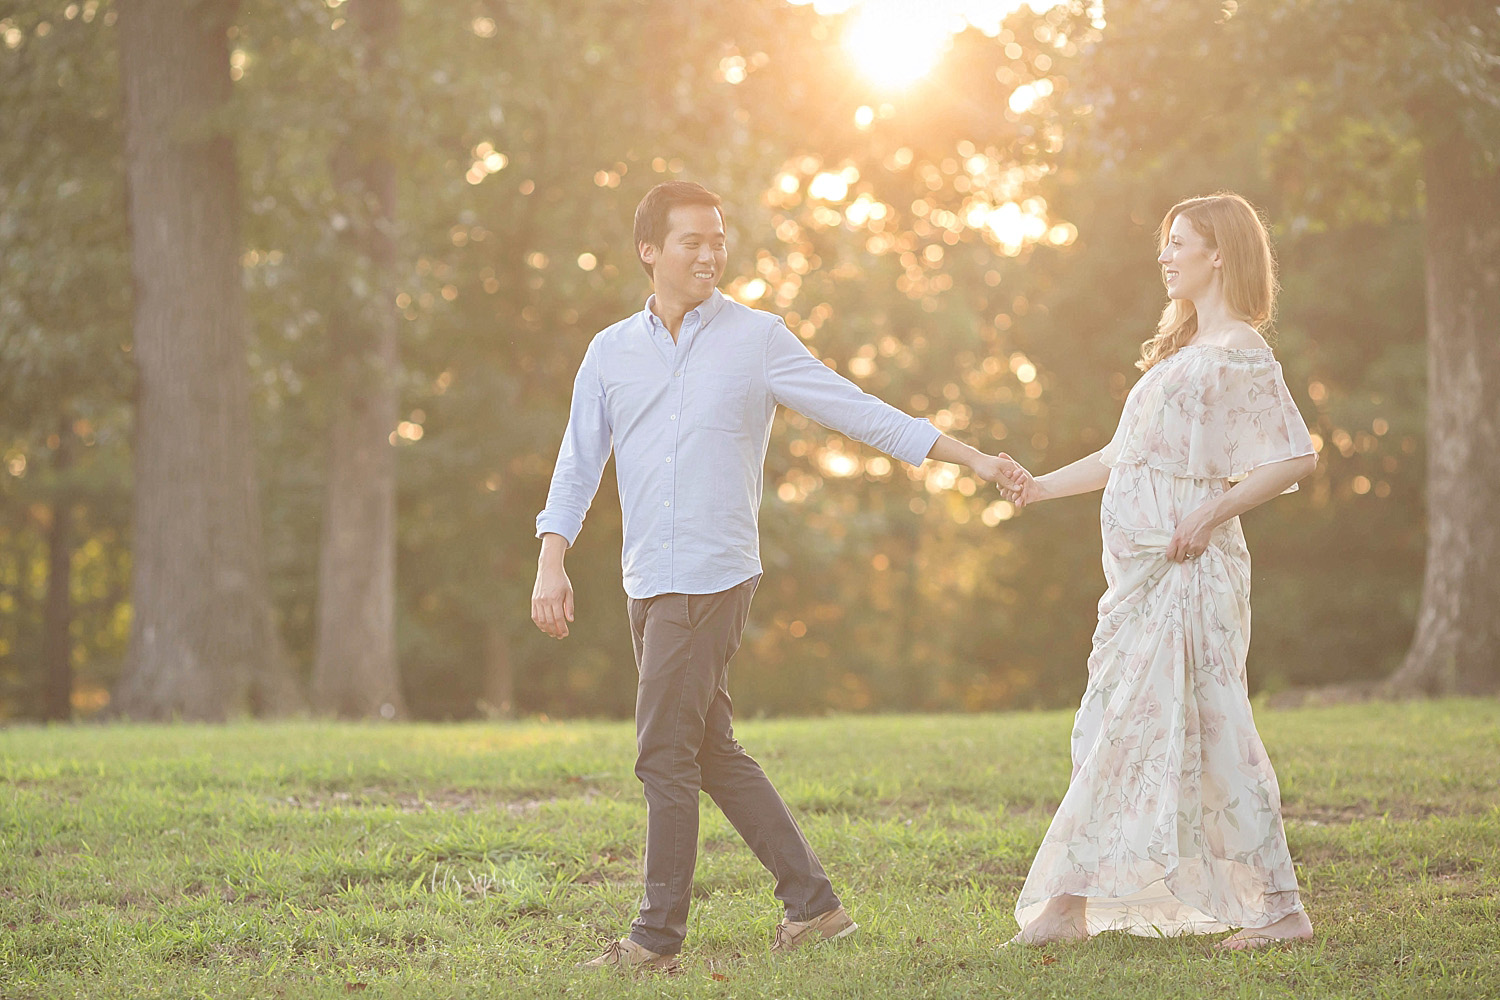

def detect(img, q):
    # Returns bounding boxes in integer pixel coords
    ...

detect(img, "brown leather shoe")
[771,905,858,953]
[579,938,682,974]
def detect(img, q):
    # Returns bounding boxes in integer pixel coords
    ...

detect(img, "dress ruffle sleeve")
[1100,345,1316,492]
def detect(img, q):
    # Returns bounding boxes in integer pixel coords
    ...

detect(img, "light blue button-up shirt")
[536,289,941,599]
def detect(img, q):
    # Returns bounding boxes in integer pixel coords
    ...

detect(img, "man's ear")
[638,242,656,268]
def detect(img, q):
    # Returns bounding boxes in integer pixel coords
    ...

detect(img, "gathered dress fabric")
[1014,344,1317,937]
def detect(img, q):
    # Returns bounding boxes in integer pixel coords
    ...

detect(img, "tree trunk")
[897,509,925,711]
[481,620,515,719]
[41,419,73,722]
[310,0,405,719]
[1387,130,1500,696]
[115,0,300,719]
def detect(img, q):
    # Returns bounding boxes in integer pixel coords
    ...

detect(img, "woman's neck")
[1188,290,1247,343]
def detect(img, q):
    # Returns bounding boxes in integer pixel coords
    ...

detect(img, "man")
[532,181,1013,973]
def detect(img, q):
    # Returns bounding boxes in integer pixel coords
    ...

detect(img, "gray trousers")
[626,575,840,955]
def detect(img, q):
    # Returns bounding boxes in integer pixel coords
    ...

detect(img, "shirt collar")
[643,289,726,332]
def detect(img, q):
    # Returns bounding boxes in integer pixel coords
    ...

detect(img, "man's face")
[640,204,726,302]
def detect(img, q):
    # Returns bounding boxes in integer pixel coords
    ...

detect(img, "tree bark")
[1388,130,1500,696]
[481,620,515,719]
[310,0,406,719]
[115,0,299,719]
[41,418,73,722]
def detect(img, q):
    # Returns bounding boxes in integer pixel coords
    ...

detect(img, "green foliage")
[0,2,132,716]
[1068,0,1500,220]
[2,701,1498,996]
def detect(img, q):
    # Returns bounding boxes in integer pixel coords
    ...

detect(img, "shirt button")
[669,414,677,420]
[674,371,682,377]
[663,500,670,507]
[662,543,668,549]
[665,457,672,463]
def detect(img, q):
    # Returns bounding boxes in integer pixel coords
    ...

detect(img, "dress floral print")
[1014,344,1317,937]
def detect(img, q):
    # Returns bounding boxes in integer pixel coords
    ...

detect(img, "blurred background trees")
[1,0,1490,720]
[1,2,132,720]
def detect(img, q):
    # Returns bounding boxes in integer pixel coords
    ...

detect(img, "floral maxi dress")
[1014,344,1317,937]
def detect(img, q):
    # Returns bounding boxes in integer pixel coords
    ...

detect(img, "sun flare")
[822,0,1068,90]
[842,1,955,90]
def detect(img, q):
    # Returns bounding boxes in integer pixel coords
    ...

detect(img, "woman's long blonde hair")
[1137,192,1278,371]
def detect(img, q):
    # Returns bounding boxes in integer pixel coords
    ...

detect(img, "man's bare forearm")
[538,532,568,569]
[926,432,1015,486]
[926,433,986,469]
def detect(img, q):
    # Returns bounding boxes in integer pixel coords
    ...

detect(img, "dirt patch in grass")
[1282,799,1474,825]
[972,857,1031,880]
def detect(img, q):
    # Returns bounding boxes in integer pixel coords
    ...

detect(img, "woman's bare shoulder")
[1220,324,1270,351]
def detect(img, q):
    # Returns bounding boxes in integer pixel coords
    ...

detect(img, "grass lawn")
[2,699,1498,999]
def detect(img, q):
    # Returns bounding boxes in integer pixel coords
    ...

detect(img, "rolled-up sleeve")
[764,321,939,467]
[535,342,612,545]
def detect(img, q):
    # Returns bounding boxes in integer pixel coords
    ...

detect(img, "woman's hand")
[993,450,1110,509]
[1165,504,1216,562]
[1163,456,1317,563]
[995,454,1045,508]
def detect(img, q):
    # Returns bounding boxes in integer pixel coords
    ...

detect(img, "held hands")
[994,454,1044,508]
[970,452,1019,489]
[531,563,575,639]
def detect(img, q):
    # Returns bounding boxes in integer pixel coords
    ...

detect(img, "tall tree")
[1263,3,1499,696]
[39,417,73,719]
[1389,125,1500,695]
[114,0,299,719]
[309,0,406,718]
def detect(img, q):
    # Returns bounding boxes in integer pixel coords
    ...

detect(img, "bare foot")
[1216,910,1314,951]
[1005,896,1088,948]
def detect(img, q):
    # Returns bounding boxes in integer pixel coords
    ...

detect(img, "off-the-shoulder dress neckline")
[1176,342,1275,360]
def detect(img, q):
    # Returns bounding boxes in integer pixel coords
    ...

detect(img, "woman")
[999,193,1318,950]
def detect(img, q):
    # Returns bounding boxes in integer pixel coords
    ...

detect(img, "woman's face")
[1158,213,1220,302]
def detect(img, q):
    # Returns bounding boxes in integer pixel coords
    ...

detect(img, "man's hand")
[970,452,1017,488]
[995,453,1044,508]
[531,535,575,638]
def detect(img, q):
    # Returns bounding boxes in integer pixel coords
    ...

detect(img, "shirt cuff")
[535,511,583,547]
[894,419,943,467]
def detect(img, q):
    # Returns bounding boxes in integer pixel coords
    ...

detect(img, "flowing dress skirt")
[1014,461,1304,936]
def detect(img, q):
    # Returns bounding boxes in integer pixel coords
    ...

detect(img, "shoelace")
[772,922,805,950]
